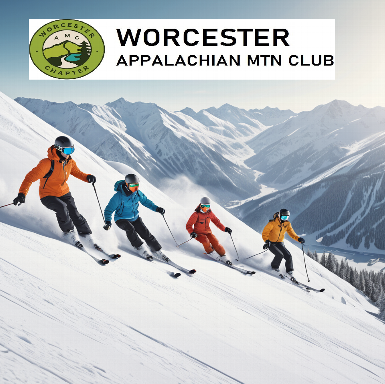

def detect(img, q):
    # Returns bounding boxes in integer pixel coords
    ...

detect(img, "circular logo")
[29,19,105,79]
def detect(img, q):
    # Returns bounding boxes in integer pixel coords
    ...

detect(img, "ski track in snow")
[1,223,385,383]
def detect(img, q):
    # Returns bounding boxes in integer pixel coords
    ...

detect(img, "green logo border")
[29,19,105,80]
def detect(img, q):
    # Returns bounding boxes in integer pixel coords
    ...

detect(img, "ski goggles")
[201,204,210,208]
[126,182,139,192]
[57,146,75,155]
[280,215,289,221]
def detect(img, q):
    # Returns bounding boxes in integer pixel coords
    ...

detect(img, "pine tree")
[354,269,360,289]
[359,271,366,292]
[334,257,340,276]
[365,278,374,300]
[320,252,327,267]
[349,268,358,288]
[313,252,319,263]
[326,253,336,273]
[377,291,385,320]
[375,287,385,311]
[339,259,346,280]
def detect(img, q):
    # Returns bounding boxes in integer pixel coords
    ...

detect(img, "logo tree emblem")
[30,19,104,79]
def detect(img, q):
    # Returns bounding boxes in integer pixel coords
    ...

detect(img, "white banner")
[29,19,335,80]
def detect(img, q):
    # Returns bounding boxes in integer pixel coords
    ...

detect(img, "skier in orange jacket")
[13,136,96,247]
[262,209,305,275]
[186,197,232,265]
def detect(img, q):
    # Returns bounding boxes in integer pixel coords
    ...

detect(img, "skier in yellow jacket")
[262,209,305,275]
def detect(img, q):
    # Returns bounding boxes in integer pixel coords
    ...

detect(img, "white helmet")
[200,197,211,205]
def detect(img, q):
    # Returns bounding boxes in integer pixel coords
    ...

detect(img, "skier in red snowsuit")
[186,197,232,265]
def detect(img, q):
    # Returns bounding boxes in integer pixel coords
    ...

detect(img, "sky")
[1,0,385,112]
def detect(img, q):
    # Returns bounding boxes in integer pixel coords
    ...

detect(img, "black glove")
[298,237,305,244]
[190,232,198,239]
[103,221,112,231]
[225,227,232,234]
[263,240,271,250]
[156,207,165,215]
[87,175,96,184]
[13,193,25,206]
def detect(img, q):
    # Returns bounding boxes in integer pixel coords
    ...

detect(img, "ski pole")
[161,214,179,246]
[245,250,268,260]
[302,244,310,282]
[229,233,240,261]
[92,183,105,222]
[177,238,192,248]
[0,203,14,209]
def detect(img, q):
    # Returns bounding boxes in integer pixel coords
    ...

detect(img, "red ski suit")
[186,208,226,256]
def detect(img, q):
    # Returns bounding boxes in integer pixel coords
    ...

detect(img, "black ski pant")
[41,192,91,234]
[116,217,161,252]
[270,242,294,273]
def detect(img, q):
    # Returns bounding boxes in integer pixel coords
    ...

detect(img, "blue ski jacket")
[104,180,158,222]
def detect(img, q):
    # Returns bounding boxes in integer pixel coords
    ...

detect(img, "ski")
[216,258,256,275]
[153,252,196,276]
[283,274,325,292]
[74,241,109,265]
[274,271,325,292]
[93,244,121,260]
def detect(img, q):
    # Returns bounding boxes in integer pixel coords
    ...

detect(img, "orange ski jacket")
[262,217,300,243]
[186,208,226,235]
[19,146,90,199]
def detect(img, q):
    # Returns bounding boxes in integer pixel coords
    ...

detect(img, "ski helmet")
[200,197,211,205]
[280,209,290,221]
[125,174,140,192]
[54,136,74,155]
[200,197,211,212]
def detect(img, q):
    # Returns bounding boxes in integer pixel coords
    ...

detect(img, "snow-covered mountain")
[248,106,296,127]
[245,100,385,189]
[1,91,385,383]
[15,97,267,203]
[234,127,385,254]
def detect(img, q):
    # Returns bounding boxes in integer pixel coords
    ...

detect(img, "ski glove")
[190,232,198,239]
[13,193,25,206]
[103,221,112,231]
[263,240,271,250]
[225,227,232,234]
[156,207,165,215]
[298,237,305,244]
[87,175,96,184]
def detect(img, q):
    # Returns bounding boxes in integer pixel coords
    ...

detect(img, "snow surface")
[1,92,385,383]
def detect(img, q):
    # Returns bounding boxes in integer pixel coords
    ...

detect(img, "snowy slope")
[1,92,385,383]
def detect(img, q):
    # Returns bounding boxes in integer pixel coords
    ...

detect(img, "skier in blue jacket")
[103,174,166,260]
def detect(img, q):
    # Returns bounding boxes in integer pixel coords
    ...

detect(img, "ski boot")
[63,230,83,249]
[153,250,170,263]
[136,245,153,261]
[287,271,298,284]
[220,254,232,266]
